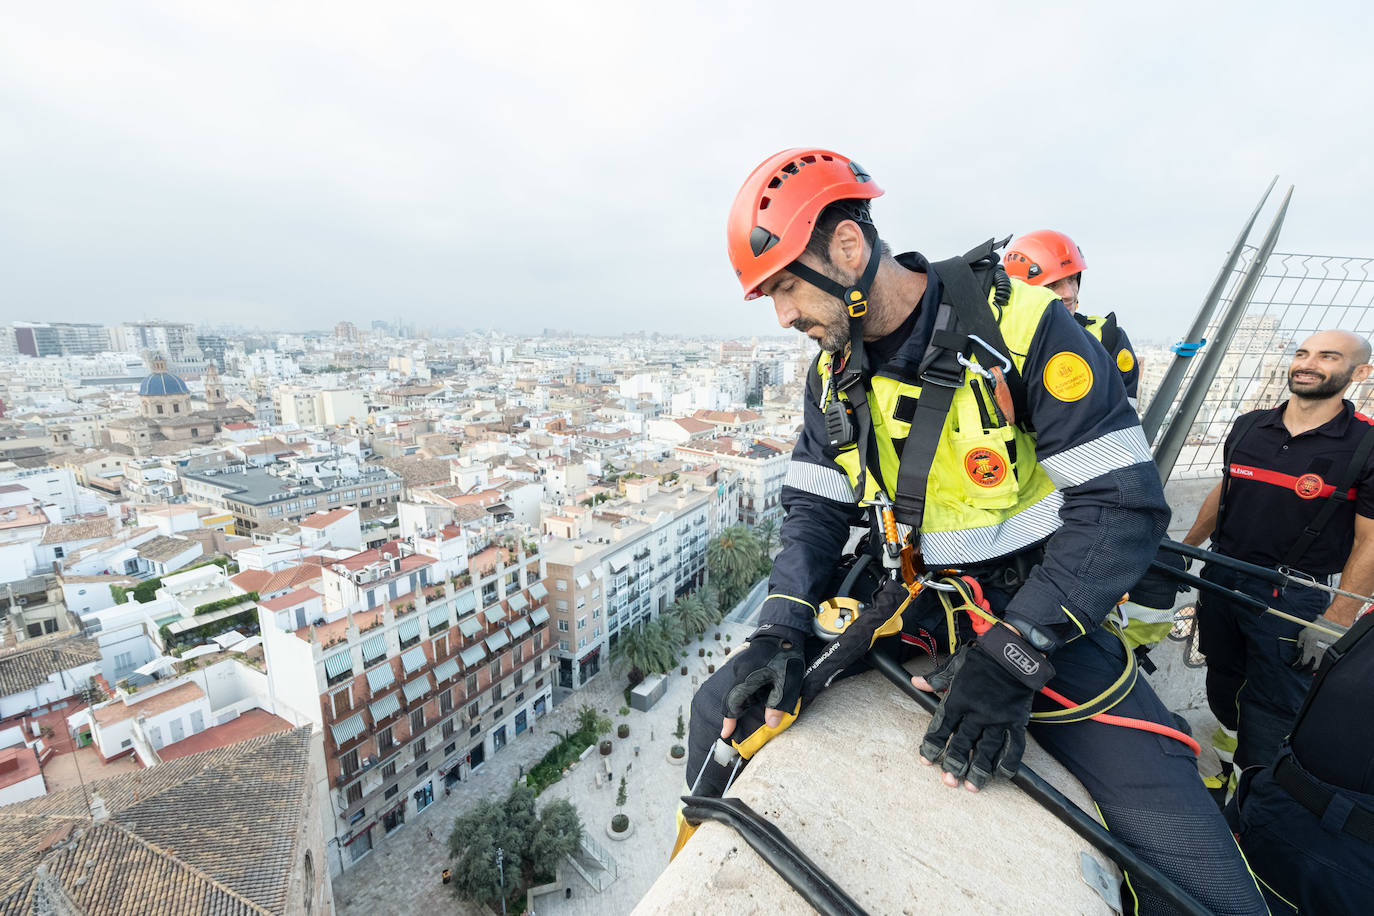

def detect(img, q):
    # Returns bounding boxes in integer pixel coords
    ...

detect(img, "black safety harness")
[800,238,1019,532]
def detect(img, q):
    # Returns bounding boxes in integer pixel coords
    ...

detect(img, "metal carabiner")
[965,334,1014,374]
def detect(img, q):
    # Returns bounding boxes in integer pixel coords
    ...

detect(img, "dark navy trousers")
[1195,563,1326,769]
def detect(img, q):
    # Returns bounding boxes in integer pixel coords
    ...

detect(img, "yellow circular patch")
[1116,348,1135,372]
[1043,352,1093,402]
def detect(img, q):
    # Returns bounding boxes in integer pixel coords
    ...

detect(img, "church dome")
[140,371,190,396]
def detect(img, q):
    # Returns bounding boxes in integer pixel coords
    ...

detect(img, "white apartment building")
[542,479,711,690]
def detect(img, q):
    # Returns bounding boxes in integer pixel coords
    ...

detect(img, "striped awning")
[433,657,460,682]
[460,644,485,667]
[370,691,400,721]
[509,618,531,639]
[530,608,549,626]
[361,632,387,663]
[484,606,505,625]
[366,663,395,692]
[397,617,421,642]
[458,616,482,637]
[401,645,427,674]
[330,713,365,746]
[485,629,511,652]
[323,651,353,678]
[403,675,430,703]
[529,582,548,601]
[428,606,450,630]
[454,590,476,614]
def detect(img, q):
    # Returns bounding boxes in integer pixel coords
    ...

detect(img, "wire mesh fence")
[1143,248,1374,479]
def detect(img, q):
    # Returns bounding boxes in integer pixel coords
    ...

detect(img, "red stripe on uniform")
[1228,464,1356,500]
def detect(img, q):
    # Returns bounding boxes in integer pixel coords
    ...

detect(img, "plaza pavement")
[332,619,755,916]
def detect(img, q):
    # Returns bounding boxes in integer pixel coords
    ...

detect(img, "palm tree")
[673,593,713,641]
[753,518,779,556]
[610,621,675,680]
[708,526,763,605]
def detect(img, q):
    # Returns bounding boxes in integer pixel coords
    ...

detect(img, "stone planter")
[698,648,705,657]
[680,666,688,675]
[723,647,730,656]
[707,664,716,674]
[617,724,630,739]
[599,740,612,756]
[667,745,686,766]
[714,633,721,641]
[606,816,635,841]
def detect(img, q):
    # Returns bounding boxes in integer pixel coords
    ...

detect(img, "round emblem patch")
[964,446,1008,488]
[1116,348,1135,372]
[1294,473,1325,499]
[1043,352,1094,402]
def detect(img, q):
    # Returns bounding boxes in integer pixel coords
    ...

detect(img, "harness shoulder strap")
[1099,312,1121,356]
[1282,419,1374,568]
[806,353,824,408]
[891,246,1006,528]
[1217,410,1264,523]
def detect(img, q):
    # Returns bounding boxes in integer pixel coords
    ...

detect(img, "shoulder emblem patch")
[964,446,1008,488]
[1043,352,1093,403]
[1116,349,1135,372]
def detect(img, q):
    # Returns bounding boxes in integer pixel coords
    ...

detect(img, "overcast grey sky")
[3,1,1371,342]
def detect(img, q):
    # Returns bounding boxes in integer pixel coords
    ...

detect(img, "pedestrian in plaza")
[678,147,1265,915]
[426,827,434,842]
[1183,328,1374,799]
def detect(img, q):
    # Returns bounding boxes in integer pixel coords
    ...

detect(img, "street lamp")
[496,846,506,916]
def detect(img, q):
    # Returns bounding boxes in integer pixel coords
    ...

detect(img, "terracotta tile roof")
[298,507,354,529]
[258,588,320,612]
[38,517,117,545]
[673,417,715,433]
[0,727,312,915]
[229,569,273,594]
[0,637,101,697]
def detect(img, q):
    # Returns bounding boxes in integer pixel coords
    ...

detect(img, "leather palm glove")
[919,624,1055,789]
[722,624,806,730]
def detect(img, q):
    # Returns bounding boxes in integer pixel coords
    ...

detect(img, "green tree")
[616,774,628,808]
[448,785,584,907]
[528,800,583,877]
[610,621,675,681]
[670,593,713,641]
[708,526,763,606]
[753,518,779,556]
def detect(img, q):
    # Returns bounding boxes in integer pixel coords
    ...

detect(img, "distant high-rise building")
[196,334,227,370]
[115,321,199,360]
[334,321,359,342]
[8,322,105,357]
[13,322,62,357]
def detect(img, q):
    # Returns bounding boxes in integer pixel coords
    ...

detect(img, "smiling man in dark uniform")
[1183,329,1374,796]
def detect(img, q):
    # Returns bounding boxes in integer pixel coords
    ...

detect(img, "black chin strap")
[785,231,884,497]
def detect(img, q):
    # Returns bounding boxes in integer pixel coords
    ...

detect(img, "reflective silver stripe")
[1119,601,1175,625]
[785,460,855,503]
[1038,426,1153,490]
[920,490,1064,565]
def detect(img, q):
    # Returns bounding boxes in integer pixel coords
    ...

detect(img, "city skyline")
[4,4,1372,339]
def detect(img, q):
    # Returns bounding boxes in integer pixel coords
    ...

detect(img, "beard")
[793,305,851,354]
[1288,364,1355,400]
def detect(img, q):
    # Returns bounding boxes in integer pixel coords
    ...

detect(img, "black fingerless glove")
[919,624,1054,788]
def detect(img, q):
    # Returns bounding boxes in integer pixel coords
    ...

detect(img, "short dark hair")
[803,200,887,262]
